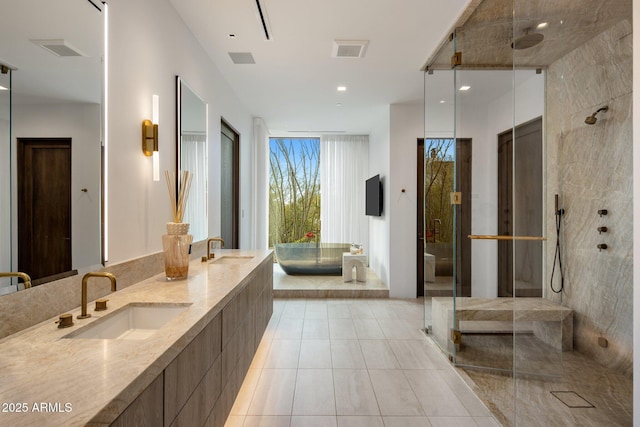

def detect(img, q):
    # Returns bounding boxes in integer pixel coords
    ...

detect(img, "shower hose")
[550,207,564,293]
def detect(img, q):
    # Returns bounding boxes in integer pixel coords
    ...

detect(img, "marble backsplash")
[0,240,208,339]
[545,19,633,377]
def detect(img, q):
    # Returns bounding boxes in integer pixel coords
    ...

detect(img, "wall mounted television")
[365,174,383,216]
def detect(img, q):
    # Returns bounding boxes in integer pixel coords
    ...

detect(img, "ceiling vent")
[31,39,85,57]
[332,40,369,58]
[254,0,273,41]
[228,52,256,64]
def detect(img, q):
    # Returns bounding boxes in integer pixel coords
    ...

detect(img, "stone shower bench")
[432,297,573,354]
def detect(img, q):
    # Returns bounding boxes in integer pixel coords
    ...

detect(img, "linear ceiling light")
[255,0,273,40]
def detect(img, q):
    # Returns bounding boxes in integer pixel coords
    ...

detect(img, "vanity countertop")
[0,249,272,427]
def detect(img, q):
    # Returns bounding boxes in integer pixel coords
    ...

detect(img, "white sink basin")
[211,256,253,265]
[65,303,191,340]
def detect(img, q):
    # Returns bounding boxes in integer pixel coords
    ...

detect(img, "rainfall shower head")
[511,32,544,50]
[585,106,609,125]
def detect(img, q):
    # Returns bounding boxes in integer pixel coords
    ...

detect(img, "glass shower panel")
[0,70,11,294]
[452,67,521,374]
[423,69,456,348]
[511,4,563,426]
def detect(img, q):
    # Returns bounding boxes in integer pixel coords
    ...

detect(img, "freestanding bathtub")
[275,242,351,275]
[425,242,454,276]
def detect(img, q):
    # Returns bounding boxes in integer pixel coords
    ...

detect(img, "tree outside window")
[269,138,320,247]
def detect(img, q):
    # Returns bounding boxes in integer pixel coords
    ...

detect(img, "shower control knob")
[598,226,608,234]
[597,243,608,251]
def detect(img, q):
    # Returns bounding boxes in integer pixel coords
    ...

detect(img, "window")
[269,138,320,246]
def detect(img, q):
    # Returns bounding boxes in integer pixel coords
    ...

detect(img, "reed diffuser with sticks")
[164,170,193,235]
[162,170,194,280]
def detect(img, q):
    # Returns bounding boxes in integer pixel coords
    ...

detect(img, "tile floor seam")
[362,357,386,419]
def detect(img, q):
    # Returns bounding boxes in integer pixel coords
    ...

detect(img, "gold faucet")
[207,237,225,259]
[78,272,117,319]
[0,272,31,289]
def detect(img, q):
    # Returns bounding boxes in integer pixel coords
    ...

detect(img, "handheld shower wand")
[551,194,564,293]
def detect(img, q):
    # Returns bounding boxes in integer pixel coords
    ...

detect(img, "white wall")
[252,118,270,250]
[107,0,255,264]
[368,107,391,288]
[12,103,102,271]
[387,102,423,298]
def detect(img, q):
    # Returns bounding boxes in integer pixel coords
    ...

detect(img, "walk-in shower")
[421,0,632,424]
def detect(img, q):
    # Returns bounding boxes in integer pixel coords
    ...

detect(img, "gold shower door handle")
[468,235,547,241]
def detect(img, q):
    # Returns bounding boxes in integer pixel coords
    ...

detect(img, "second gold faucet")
[78,272,117,319]
[207,237,225,259]
[0,272,31,289]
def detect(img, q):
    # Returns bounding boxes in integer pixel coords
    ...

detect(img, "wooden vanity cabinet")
[109,374,164,427]
[109,256,273,427]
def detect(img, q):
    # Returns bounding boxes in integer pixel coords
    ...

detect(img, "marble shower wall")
[545,19,633,377]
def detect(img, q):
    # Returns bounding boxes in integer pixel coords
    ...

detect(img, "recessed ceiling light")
[439,100,445,104]
[337,86,347,92]
[459,85,471,91]
[537,22,548,29]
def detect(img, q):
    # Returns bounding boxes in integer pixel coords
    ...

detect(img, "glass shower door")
[423,69,456,353]
[0,69,11,294]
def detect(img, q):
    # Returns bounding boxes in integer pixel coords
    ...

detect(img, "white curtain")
[320,135,369,253]
[181,133,208,241]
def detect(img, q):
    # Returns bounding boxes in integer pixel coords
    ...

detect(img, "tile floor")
[225,298,501,427]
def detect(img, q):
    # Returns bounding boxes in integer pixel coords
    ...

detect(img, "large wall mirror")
[177,77,208,242]
[0,0,104,294]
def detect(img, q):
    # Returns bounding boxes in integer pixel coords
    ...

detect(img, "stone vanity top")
[0,249,272,427]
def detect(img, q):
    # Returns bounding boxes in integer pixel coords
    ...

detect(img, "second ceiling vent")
[332,40,369,58]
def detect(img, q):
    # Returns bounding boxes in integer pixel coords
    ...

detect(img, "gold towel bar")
[468,235,547,241]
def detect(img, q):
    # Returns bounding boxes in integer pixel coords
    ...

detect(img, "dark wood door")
[18,138,72,283]
[455,138,472,297]
[498,118,543,297]
[220,121,239,249]
[417,139,425,296]
[497,130,513,296]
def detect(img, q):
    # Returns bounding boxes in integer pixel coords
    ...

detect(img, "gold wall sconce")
[142,94,160,181]
[141,119,158,156]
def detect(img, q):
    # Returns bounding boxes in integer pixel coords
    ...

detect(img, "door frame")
[418,138,472,297]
